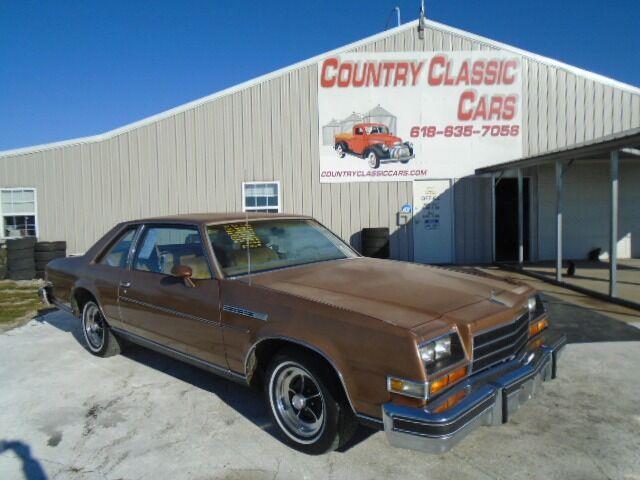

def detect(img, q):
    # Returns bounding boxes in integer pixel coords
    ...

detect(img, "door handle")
[120,281,131,288]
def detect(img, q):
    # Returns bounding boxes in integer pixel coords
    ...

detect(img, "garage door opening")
[495,177,530,262]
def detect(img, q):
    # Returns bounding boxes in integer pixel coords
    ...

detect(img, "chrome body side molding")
[223,304,268,321]
[118,296,249,333]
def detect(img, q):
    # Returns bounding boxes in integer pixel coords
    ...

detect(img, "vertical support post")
[555,160,563,282]
[517,168,524,266]
[491,174,496,262]
[610,150,619,297]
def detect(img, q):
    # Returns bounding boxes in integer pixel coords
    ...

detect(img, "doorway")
[495,177,530,262]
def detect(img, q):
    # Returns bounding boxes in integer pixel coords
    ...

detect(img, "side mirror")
[171,264,195,288]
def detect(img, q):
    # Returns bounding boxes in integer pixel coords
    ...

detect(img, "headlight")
[381,144,389,151]
[527,296,536,315]
[405,141,413,148]
[419,335,452,367]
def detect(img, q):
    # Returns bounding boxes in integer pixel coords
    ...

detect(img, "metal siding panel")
[583,80,595,142]
[632,94,640,128]
[173,113,188,214]
[621,91,632,130]
[307,69,322,219]
[537,64,548,153]
[555,70,567,149]
[521,59,530,156]
[612,88,623,133]
[574,76,586,143]
[593,82,605,138]
[546,68,558,150]
[565,73,577,147]
[527,61,539,155]
[298,69,313,216]
[603,85,614,135]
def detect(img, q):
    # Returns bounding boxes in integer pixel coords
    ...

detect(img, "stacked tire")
[35,241,67,279]
[361,227,390,259]
[6,237,37,280]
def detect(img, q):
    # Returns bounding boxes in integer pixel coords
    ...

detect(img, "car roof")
[121,212,312,226]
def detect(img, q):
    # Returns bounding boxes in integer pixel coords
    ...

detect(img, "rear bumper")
[382,331,566,453]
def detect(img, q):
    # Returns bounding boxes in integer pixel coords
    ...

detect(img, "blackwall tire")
[7,249,34,261]
[34,251,65,262]
[6,237,36,251]
[265,349,357,455]
[7,258,36,270]
[35,241,66,252]
[7,268,36,281]
[335,143,346,158]
[82,300,121,357]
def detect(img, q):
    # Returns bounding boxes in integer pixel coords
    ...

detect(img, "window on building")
[1,188,37,238]
[242,182,280,213]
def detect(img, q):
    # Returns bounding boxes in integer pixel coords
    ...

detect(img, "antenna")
[418,0,426,40]
[244,172,252,286]
[385,6,401,29]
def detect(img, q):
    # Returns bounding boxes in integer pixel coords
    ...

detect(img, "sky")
[0,0,638,151]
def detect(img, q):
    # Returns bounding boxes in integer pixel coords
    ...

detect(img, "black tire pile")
[361,227,390,259]
[6,238,67,280]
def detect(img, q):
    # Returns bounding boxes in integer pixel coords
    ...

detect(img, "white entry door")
[413,179,454,264]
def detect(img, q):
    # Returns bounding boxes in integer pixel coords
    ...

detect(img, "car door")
[118,223,227,368]
[352,127,366,154]
[89,225,139,329]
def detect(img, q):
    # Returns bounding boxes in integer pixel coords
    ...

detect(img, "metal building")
[1,19,639,268]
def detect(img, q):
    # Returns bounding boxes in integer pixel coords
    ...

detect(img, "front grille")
[472,311,530,373]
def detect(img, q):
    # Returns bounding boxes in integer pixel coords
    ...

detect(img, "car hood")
[245,258,529,330]
[371,134,403,145]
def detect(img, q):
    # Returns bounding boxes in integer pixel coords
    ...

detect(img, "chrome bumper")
[382,332,566,453]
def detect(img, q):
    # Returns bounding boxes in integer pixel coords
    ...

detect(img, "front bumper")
[382,331,566,453]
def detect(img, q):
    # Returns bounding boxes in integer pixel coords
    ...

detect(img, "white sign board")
[413,179,454,264]
[318,52,523,183]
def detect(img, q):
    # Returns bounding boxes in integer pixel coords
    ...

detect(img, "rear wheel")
[82,300,121,357]
[265,350,357,454]
[335,143,346,158]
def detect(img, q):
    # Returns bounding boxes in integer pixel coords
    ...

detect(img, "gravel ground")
[0,309,639,480]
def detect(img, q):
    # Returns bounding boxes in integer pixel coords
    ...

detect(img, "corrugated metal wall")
[1,22,639,260]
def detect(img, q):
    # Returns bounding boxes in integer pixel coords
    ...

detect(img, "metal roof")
[475,127,640,174]
[1,18,639,158]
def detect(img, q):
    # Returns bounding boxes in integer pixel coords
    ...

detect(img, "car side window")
[99,228,137,268]
[133,226,212,280]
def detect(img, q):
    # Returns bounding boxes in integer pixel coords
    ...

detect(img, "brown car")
[40,213,565,454]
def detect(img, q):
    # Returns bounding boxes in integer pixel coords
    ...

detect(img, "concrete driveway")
[1,300,639,480]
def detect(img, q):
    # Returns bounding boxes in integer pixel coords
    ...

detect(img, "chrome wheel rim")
[336,145,344,157]
[271,363,325,443]
[368,153,377,168]
[83,303,105,351]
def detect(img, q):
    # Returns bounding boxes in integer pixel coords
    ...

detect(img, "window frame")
[0,187,38,239]
[241,181,281,213]
[96,225,140,269]
[130,223,214,280]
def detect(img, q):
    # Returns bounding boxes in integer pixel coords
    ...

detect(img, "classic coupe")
[40,213,565,454]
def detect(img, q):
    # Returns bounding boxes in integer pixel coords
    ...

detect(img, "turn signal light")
[529,318,549,337]
[433,389,468,413]
[429,365,468,397]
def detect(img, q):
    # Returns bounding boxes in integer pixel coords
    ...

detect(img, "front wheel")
[367,150,380,169]
[82,300,121,357]
[265,350,357,454]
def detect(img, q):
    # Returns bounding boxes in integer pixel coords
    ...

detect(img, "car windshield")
[207,219,356,276]
[366,125,388,134]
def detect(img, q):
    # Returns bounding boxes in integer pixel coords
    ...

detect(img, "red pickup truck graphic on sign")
[334,123,414,169]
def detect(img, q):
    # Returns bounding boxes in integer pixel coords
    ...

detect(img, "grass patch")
[0,280,44,325]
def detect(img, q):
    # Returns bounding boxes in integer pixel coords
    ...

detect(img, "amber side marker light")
[433,389,468,413]
[529,318,549,337]
[429,365,468,397]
